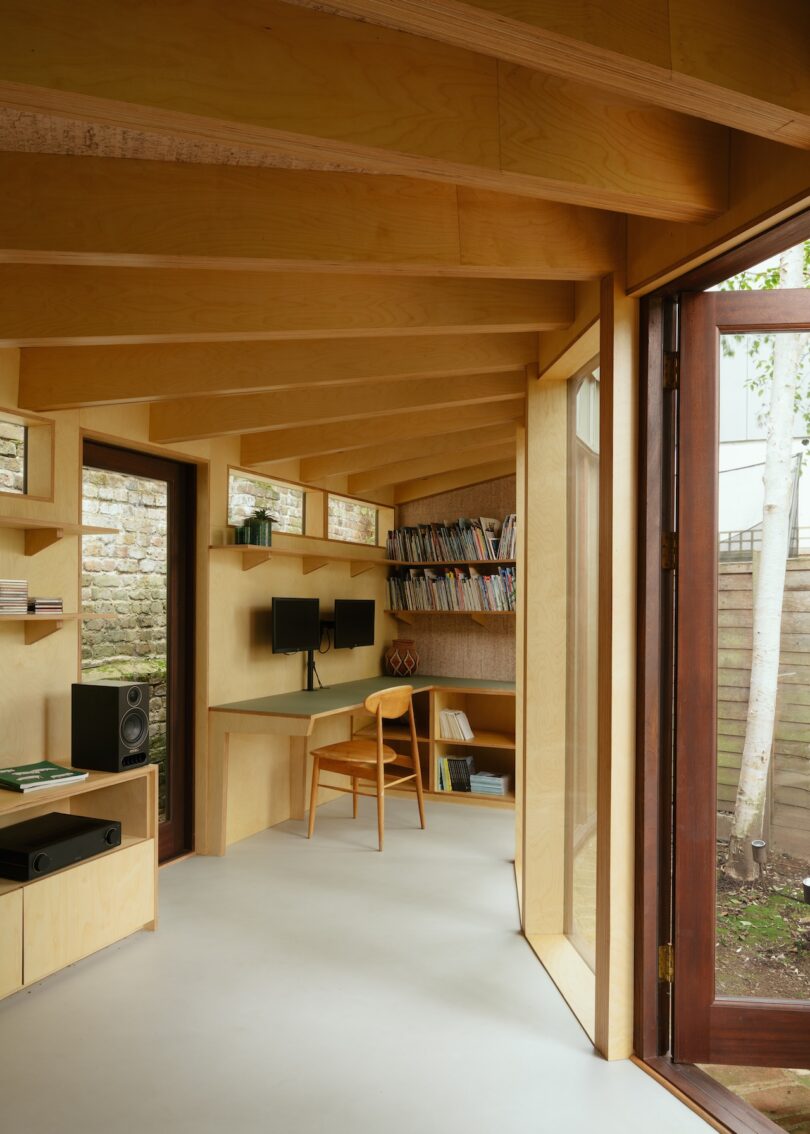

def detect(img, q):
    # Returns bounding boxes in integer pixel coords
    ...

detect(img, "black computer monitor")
[272,597,320,654]
[334,599,375,649]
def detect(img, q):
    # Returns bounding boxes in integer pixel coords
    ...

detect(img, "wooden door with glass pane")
[82,441,195,862]
[675,288,810,1067]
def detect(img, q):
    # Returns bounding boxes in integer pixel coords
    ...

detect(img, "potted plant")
[237,507,278,547]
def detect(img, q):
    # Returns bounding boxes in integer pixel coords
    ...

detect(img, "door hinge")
[663,352,679,391]
[661,532,678,571]
[658,943,675,984]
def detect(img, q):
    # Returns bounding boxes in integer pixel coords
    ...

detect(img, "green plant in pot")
[240,507,278,547]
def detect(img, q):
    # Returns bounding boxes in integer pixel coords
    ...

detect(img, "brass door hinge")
[658,943,674,984]
[661,532,678,571]
[663,352,679,390]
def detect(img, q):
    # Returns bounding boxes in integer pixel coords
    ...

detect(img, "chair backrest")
[364,685,413,720]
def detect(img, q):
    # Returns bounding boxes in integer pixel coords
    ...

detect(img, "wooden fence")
[718,556,810,858]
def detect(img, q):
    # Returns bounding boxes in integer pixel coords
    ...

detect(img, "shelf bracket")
[241,549,272,571]
[392,611,415,625]
[24,619,64,644]
[302,557,330,575]
[24,527,64,556]
[349,560,376,577]
[470,612,490,627]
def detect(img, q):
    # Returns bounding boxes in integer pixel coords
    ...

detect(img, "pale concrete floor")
[0,797,712,1134]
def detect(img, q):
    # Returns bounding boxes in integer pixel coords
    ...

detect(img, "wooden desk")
[206,675,515,855]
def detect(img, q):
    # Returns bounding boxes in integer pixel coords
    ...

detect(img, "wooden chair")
[307,685,426,851]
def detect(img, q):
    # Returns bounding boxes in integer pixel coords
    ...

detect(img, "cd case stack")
[0,579,28,613]
[28,597,64,614]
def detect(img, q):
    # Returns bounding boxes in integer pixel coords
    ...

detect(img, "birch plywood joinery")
[0,0,807,1076]
[0,765,158,1000]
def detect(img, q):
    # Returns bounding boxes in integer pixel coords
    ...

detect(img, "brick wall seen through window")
[328,494,378,546]
[228,471,305,534]
[0,418,26,494]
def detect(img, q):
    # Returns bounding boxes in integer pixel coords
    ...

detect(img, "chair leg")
[414,757,426,831]
[307,756,320,839]
[352,777,358,818]
[376,761,385,852]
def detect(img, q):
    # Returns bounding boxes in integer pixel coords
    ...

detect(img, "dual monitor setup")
[272,597,375,692]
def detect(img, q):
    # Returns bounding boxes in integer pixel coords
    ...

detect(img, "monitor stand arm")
[305,649,317,692]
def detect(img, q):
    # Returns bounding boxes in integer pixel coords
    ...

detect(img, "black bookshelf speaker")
[71,681,150,773]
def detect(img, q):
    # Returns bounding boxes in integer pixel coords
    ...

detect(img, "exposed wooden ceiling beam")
[393,458,516,504]
[18,334,535,410]
[0,0,727,220]
[287,0,810,149]
[242,402,524,465]
[0,266,571,346]
[0,153,621,281]
[150,372,525,443]
[348,440,516,495]
[301,421,517,481]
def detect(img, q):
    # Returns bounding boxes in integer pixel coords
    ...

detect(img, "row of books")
[387,566,516,613]
[435,755,511,796]
[386,515,517,563]
[438,708,475,741]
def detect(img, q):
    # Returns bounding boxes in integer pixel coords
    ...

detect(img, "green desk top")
[212,674,515,719]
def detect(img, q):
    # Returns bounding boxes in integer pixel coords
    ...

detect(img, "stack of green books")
[0,761,89,793]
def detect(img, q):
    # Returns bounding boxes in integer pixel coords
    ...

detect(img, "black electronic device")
[272,597,322,691]
[333,598,376,649]
[0,812,122,882]
[71,681,150,772]
[271,597,320,654]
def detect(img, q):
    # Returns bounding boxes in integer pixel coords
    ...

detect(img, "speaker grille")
[120,707,149,750]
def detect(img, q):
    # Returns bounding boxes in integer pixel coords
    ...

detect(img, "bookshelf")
[351,685,515,810]
[385,516,517,618]
[0,514,119,641]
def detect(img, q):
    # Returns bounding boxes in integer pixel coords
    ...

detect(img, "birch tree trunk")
[726,244,805,880]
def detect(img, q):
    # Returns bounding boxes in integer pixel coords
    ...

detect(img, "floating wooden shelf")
[387,609,515,627]
[383,559,516,568]
[210,537,385,575]
[434,729,516,750]
[0,515,117,556]
[0,611,114,644]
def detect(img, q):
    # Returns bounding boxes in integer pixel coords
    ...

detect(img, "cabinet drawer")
[23,839,155,986]
[0,889,23,999]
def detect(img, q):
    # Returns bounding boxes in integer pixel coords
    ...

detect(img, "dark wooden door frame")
[634,210,810,1129]
[676,288,810,1067]
[82,440,196,862]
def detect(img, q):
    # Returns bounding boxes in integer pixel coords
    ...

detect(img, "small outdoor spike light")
[751,839,768,866]
[803,877,810,905]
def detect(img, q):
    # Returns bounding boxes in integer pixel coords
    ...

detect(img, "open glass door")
[675,277,810,1067]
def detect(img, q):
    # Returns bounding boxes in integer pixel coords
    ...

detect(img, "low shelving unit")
[351,684,516,810]
[0,764,158,1001]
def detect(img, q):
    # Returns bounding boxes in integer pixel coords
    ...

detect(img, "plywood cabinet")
[0,889,23,999]
[0,764,158,1000]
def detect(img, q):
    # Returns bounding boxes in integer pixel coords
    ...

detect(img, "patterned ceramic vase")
[384,639,419,677]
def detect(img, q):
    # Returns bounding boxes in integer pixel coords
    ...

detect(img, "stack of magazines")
[0,579,28,613]
[387,565,516,613]
[469,771,511,797]
[0,760,88,793]
[386,515,516,562]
